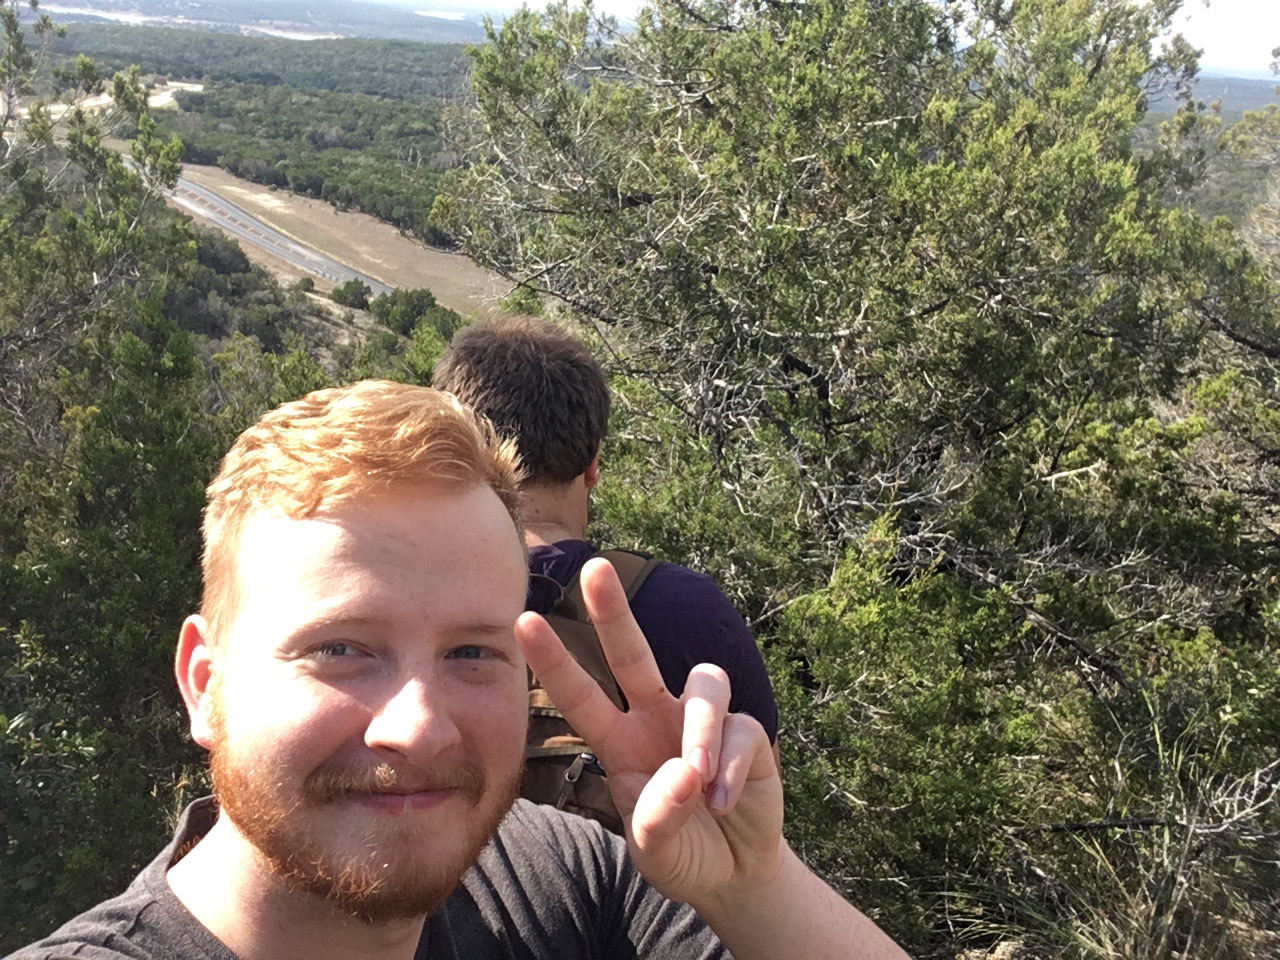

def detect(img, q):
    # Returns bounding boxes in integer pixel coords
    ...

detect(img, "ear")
[583,450,600,490]
[175,615,218,750]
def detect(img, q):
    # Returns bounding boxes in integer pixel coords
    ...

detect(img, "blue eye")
[314,642,362,659]
[446,645,489,661]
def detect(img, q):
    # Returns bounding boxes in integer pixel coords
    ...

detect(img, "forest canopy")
[4,0,1279,957]
[156,82,450,243]
[51,24,470,100]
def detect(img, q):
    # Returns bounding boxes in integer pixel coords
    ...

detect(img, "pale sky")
[1177,0,1277,76]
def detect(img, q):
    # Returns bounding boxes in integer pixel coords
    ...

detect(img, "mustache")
[304,761,486,802]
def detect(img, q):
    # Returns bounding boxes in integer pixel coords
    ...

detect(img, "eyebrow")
[446,620,520,638]
[304,615,386,631]
[302,616,515,636]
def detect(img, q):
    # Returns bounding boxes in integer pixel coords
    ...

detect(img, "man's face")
[204,484,528,923]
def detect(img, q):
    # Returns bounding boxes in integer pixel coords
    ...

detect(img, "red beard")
[207,697,520,925]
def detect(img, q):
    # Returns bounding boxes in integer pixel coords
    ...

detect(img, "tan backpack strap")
[563,548,661,612]
[540,616,628,710]
[523,549,661,836]
[543,549,660,712]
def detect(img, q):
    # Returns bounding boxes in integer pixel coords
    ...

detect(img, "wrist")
[690,837,796,923]
[687,841,910,960]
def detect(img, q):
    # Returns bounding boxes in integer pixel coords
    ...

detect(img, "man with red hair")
[12,381,904,960]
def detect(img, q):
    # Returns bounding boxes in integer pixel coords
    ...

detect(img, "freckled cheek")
[453,685,528,760]
[219,684,369,771]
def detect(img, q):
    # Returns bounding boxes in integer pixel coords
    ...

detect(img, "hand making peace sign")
[515,556,785,909]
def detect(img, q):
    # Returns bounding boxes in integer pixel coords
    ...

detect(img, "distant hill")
[42,0,488,44]
[1196,75,1279,116]
[53,25,472,100]
[1150,73,1278,120]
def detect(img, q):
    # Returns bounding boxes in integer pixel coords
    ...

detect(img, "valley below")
[175,162,511,319]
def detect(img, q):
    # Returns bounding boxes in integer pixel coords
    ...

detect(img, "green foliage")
[162,227,316,352]
[443,0,1280,953]
[4,3,1278,956]
[399,320,450,384]
[156,81,449,243]
[771,524,1031,945]
[1132,113,1274,225]
[370,286,462,338]
[2,20,430,942]
[593,374,808,613]
[2,308,219,939]
[329,277,372,310]
[2,41,219,935]
[55,25,470,100]
[1229,97,1280,272]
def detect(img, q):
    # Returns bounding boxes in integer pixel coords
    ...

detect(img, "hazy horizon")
[391,0,1278,76]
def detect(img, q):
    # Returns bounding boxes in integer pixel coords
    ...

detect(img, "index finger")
[516,610,625,747]
[579,557,670,708]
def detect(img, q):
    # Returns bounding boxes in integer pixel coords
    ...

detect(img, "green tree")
[330,277,372,309]
[440,0,1280,953]
[1229,49,1280,272]
[370,286,462,337]
[2,307,222,941]
[2,20,202,939]
[1,15,411,941]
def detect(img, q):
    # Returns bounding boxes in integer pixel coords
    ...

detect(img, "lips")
[305,760,487,806]
[351,787,458,814]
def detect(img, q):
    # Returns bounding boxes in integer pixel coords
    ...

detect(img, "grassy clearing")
[178,163,510,319]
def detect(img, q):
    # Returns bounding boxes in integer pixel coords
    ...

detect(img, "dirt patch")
[179,164,512,320]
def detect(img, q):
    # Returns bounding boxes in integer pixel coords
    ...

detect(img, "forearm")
[694,842,909,960]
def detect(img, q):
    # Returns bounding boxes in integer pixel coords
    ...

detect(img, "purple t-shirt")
[527,540,779,742]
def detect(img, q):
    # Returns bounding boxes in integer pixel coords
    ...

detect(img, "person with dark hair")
[433,318,780,755]
[10,381,907,960]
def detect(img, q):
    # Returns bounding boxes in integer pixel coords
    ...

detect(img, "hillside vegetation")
[51,27,466,244]
[53,24,470,99]
[51,0,484,46]
[162,82,448,243]
[4,1,1279,958]
[1,10,463,942]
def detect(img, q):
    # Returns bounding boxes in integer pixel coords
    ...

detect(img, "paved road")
[171,178,394,298]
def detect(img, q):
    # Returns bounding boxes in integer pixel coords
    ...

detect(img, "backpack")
[521,549,662,834]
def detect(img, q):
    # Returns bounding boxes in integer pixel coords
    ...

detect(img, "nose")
[364,674,463,761]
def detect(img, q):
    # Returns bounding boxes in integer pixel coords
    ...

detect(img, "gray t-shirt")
[10,798,727,960]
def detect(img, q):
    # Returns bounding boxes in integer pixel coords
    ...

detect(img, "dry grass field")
[179,163,512,319]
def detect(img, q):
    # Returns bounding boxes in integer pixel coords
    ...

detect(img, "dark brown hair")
[433,318,610,485]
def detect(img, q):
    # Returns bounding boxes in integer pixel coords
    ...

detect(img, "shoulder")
[8,879,231,960]
[629,561,781,742]
[635,560,738,612]
[9,800,232,960]
[8,887,168,960]
[527,539,596,581]
[628,558,755,659]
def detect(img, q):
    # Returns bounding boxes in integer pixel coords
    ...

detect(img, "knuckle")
[725,711,765,742]
[691,662,729,683]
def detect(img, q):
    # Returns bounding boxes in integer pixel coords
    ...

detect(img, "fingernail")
[711,784,729,813]
[689,746,710,780]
